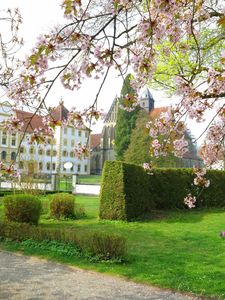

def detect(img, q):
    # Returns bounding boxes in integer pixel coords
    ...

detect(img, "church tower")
[139,88,155,112]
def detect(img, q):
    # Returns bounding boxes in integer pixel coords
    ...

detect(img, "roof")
[90,134,101,149]
[140,88,154,101]
[149,107,169,118]
[50,101,69,121]
[15,110,48,133]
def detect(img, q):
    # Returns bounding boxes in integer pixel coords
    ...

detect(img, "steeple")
[139,88,155,112]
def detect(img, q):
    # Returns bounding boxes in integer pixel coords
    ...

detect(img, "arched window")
[39,162,43,171]
[11,152,16,160]
[46,162,51,170]
[20,147,25,154]
[2,131,7,145]
[63,150,68,157]
[1,151,6,160]
[70,151,74,157]
[11,133,16,146]
[29,147,35,155]
[53,150,57,156]
[38,148,43,155]
[46,149,51,156]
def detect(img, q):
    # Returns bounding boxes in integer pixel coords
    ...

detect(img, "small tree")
[124,110,180,167]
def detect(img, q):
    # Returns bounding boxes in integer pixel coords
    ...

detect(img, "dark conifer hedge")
[99,161,225,220]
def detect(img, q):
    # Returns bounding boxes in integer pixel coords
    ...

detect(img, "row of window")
[1,133,16,146]
[1,151,16,160]
[20,147,77,158]
[18,161,88,172]
[63,127,89,138]
[20,147,58,156]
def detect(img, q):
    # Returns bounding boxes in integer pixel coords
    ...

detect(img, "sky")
[0,0,207,141]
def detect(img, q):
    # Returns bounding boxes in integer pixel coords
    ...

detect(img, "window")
[63,150,68,157]
[77,164,81,172]
[29,147,35,155]
[52,163,56,171]
[11,152,16,160]
[46,149,51,156]
[11,134,16,146]
[47,162,51,170]
[64,127,67,134]
[63,138,67,146]
[53,150,57,156]
[78,130,82,137]
[1,151,6,160]
[2,131,7,145]
[71,140,74,147]
[84,165,88,172]
[20,147,25,154]
[19,161,24,169]
[39,162,43,171]
[70,151,74,158]
[38,148,43,155]
[72,128,75,135]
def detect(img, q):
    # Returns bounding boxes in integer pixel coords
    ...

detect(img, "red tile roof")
[90,134,101,149]
[149,107,169,118]
[15,110,48,133]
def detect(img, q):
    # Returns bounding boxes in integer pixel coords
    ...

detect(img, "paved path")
[0,251,203,300]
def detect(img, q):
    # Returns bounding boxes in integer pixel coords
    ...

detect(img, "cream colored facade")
[0,102,90,176]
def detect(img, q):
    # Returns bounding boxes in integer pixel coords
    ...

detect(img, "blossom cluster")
[0,161,20,179]
[74,142,90,159]
[143,162,153,175]
[184,193,196,209]
[193,166,210,188]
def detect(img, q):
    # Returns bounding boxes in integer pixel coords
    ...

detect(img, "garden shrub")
[99,161,225,220]
[80,232,127,260]
[0,222,127,260]
[99,161,154,221]
[3,194,42,225]
[50,193,75,219]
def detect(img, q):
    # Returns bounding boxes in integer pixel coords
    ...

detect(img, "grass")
[77,175,101,185]
[0,194,225,299]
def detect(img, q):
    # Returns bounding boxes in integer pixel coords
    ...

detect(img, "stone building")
[90,89,202,174]
[0,101,90,176]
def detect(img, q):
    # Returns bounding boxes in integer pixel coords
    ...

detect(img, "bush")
[80,232,127,260]
[99,161,225,220]
[0,222,127,261]
[99,161,153,221]
[3,194,42,225]
[50,193,75,219]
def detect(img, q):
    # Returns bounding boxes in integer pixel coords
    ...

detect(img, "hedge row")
[99,161,225,220]
[0,222,127,260]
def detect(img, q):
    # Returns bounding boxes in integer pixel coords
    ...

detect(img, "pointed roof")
[140,88,154,101]
[50,101,69,121]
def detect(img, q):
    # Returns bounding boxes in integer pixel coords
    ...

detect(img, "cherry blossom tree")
[0,8,22,89]
[1,0,225,201]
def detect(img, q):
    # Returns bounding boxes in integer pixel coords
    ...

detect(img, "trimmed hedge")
[0,222,127,260]
[99,161,225,220]
[3,194,42,225]
[50,193,75,219]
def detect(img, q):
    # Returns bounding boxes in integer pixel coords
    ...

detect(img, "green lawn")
[1,195,225,299]
[77,175,101,184]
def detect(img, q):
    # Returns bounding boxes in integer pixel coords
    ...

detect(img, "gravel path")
[0,251,203,300]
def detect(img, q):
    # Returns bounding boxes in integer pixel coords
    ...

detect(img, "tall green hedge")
[99,161,225,220]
